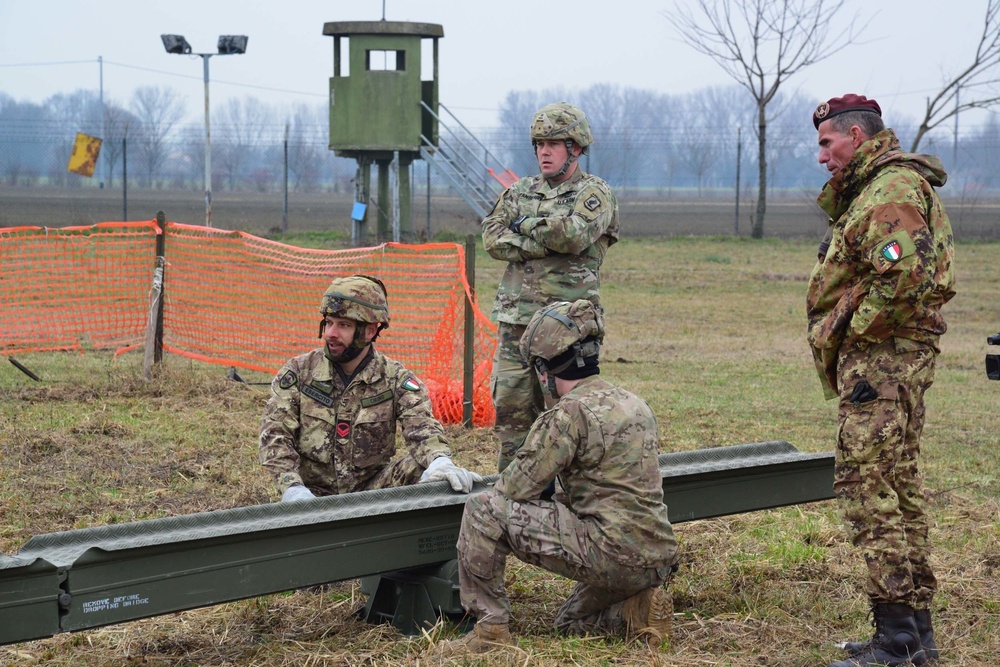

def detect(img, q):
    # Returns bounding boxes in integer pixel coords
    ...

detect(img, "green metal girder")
[0,441,833,646]
[0,555,63,645]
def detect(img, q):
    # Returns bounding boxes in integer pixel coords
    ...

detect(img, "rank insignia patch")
[401,376,421,391]
[278,370,297,390]
[336,421,351,438]
[584,195,601,211]
[881,240,902,262]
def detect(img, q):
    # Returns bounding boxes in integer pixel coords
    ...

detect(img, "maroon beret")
[813,94,882,129]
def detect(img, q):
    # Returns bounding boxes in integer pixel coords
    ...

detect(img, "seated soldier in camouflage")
[431,300,678,658]
[259,275,482,500]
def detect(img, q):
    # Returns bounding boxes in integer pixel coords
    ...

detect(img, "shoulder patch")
[881,240,902,261]
[871,229,916,274]
[584,194,602,211]
[401,376,421,392]
[278,370,297,390]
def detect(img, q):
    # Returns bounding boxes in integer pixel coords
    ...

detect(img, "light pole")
[161,34,248,227]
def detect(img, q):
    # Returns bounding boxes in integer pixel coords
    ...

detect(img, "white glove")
[281,485,316,502]
[419,456,484,493]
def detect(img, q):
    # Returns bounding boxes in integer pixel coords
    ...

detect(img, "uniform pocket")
[351,402,395,469]
[836,382,901,467]
[299,403,337,465]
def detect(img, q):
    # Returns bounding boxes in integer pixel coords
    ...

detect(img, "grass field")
[1,235,998,666]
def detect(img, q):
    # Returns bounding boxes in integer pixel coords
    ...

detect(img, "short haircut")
[828,110,885,137]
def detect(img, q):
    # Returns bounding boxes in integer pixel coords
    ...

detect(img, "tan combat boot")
[622,586,673,647]
[430,621,512,659]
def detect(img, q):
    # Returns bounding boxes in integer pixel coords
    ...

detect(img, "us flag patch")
[881,240,902,262]
[402,376,421,391]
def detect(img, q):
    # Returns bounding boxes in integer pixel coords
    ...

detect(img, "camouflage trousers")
[835,337,938,607]
[491,323,545,473]
[456,488,672,633]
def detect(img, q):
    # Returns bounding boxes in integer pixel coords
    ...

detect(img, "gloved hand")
[509,215,528,234]
[281,485,316,502]
[419,456,484,493]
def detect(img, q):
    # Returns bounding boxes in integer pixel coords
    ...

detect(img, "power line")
[0,59,96,68]
[0,58,326,99]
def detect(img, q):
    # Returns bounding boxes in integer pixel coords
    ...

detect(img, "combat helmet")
[520,299,603,398]
[319,275,390,326]
[530,102,593,151]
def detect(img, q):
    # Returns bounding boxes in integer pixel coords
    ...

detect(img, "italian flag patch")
[881,240,902,262]
[402,377,420,391]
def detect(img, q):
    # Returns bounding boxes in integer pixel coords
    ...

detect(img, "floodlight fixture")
[159,33,247,228]
[217,35,248,55]
[161,34,192,55]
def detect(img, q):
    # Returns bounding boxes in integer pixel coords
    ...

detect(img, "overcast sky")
[1,0,995,132]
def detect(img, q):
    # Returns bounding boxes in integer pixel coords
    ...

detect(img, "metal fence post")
[463,234,476,427]
[143,211,167,379]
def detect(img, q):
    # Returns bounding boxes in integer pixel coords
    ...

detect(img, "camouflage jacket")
[807,129,956,396]
[495,376,676,569]
[259,347,450,495]
[482,168,619,325]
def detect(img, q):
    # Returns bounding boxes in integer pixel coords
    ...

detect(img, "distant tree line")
[0,87,353,193]
[2,82,996,203]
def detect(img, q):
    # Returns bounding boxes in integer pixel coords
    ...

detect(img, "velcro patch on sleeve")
[278,370,297,390]
[584,194,602,211]
[401,376,421,392]
[871,229,916,274]
[361,390,393,407]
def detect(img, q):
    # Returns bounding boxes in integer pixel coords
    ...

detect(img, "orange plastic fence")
[0,220,497,426]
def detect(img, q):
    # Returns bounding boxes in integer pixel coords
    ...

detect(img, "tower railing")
[420,101,517,219]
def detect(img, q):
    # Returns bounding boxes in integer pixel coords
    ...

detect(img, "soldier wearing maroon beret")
[812,93,883,129]
[808,95,955,667]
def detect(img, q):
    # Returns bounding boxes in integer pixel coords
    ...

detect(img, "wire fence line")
[2,124,999,239]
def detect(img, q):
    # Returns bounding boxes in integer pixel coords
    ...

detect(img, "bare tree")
[130,86,186,187]
[666,0,864,238]
[101,101,137,188]
[0,93,48,186]
[215,97,275,190]
[286,103,325,192]
[911,0,1000,152]
[45,90,103,187]
[679,91,723,196]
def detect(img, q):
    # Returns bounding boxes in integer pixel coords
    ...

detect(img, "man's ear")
[363,322,379,342]
[850,125,866,148]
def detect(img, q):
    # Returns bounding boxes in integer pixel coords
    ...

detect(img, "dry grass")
[2,236,998,666]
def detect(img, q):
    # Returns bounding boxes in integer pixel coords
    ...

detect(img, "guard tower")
[323,20,443,243]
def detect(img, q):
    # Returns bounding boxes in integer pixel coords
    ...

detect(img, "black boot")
[830,603,925,667]
[844,608,938,663]
[914,609,938,663]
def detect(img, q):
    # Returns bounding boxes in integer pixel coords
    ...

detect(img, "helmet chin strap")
[538,139,579,181]
[534,358,561,400]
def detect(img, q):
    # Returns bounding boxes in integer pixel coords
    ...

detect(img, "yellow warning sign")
[67,132,103,177]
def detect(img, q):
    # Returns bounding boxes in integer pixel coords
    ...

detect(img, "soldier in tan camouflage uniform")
[259,275,482,501]
[483,102,620,472]
[430,300,677,659]
[808,95,955,667]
